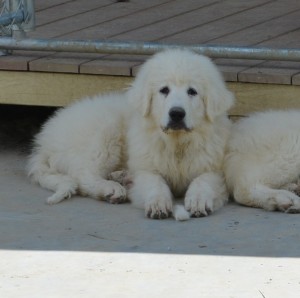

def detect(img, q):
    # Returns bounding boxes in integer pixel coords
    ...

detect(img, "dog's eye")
[187,87,198,96]
[160,86,170,96]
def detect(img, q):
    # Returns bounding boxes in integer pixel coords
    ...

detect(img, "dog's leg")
[237,184,300,213]
[39,174,77,205]
[185,172,228,217]
[28,151,78,204]
[129,171,173,219]
[77,171,127,204]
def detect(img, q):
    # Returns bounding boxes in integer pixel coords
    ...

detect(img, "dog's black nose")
[169,107,186,122]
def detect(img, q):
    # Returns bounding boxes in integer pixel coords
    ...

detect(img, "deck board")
[35,0,72,12]
[111,0,271,42]
[30,0,171,39]
[161,0,298,44]
[62,0,217,40]
[35,0,114,27]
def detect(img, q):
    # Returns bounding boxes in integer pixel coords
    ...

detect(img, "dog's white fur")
[225,110,300,213]
[28,49,234,220]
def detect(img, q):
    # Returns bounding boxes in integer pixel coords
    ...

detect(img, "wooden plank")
[28,52,107,74]
[29,58,85,74]
[0,71,132,107]
[257,28,300,48]
[112,0,272,42]
[29,0,172,39]
[80,59,140,76]
[0,56,30,71]
[210,7,300,46]
[161,0,298,44]
[63,0,217,40]
[228,82,300,116]
[238,61,300,85]
[238,59,300,85]
[0,51,54,71]
[216,59,263,82]
[35,0,73,12]
[35,0,113,26]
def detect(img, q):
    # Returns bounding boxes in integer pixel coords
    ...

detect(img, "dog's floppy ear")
[203,83,234,122]
[127,62,153,117]
[202,59,234,122]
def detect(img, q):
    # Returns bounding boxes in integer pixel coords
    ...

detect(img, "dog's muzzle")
[164,107,190,132]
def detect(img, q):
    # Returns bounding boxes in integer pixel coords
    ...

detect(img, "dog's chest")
[156,142,206,195]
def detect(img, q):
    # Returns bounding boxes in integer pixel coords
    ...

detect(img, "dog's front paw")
[145,197,173,219]
[184,193,213,217]
[265,191,300,213]
[103,181,127,204]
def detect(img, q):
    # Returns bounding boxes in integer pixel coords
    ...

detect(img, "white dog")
[225,110,300,213]
[28,49,234,220]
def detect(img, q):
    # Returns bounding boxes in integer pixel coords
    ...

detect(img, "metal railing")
[0,37,300,62]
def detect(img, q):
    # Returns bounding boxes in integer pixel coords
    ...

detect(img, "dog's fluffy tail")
[27,151,77,204]
[173,204,190,221]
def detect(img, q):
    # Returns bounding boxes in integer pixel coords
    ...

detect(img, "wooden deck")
[0,0,300,112]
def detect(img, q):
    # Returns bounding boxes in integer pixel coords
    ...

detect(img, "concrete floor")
[1,106,300,297]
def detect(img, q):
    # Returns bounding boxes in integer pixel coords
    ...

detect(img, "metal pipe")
[0,37,300,61]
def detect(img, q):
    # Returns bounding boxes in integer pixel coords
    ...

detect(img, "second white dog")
[28,49,234,220]
[225,109,300,213]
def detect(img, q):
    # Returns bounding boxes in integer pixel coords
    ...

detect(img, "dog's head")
[128,49,234,133]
